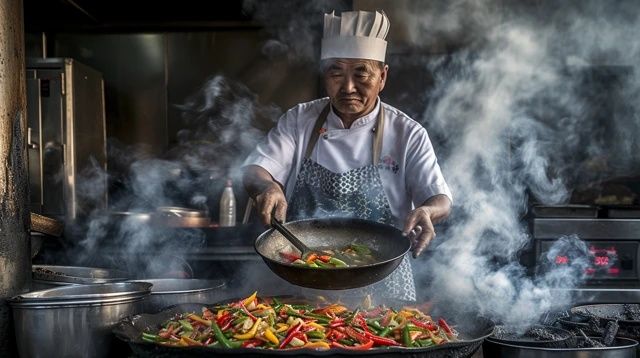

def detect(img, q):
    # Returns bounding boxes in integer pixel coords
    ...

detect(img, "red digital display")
[594,256,609,266]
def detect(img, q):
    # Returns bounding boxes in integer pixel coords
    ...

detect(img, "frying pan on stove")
[254,217,411,290]
[113,296,495,358]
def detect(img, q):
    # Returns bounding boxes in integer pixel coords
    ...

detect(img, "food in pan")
[278,243,378,268]
[140,291,458,350]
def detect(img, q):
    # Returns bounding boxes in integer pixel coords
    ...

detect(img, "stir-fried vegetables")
[140,292,458,350]
[279,243,378,268]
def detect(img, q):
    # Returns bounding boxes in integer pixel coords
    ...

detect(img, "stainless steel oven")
[531,205,640,303]
[26,58,107,221]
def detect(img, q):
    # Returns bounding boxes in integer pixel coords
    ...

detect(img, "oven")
[531,205,640,303]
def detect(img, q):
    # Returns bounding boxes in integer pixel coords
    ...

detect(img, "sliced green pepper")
[403,325,413,347]
[178,319,193,331]
[329,257,348,267]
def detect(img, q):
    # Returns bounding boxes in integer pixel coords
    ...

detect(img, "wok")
[113,296,495,358]
[254,217,411,290]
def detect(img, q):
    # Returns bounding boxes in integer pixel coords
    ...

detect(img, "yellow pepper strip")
[177,337,191,346]
[304,341,330,349]
[234,318,262,340]
[242,291,258,307]
[181,336,202,346]
[255,303,269,310]
[275,323,289,333]
[187,314,212,327]
[307,322,325,331]
[263,328,279,345]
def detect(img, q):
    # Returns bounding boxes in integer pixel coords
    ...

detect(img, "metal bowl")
[9,282,151,358]
[130,278,227,313]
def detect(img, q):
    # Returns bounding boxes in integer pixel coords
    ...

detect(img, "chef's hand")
[255,182,287,226]
[402,195,452,258]
[403,207,436,258]
[243,165,288,226]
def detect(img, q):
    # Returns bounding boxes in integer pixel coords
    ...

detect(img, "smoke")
[410,0,640,325]
[68,75,281,278]
[242,0,351,63]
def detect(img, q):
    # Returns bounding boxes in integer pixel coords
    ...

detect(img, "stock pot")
[9,282,151,358]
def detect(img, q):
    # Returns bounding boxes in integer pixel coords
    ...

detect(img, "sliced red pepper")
[330,340,374,350]
[438,318,453,335]
[326,328,346,341]
[241,303,258,322]
[344,326,368,344]
[242,338,263,348]
[354,314,370,333]
[279,323,302,349]
[328,318,345,328]
[203,337,214,345]
[294,332,309,343]
[363,331,401,346]
[318,255,332,263]
[410,318,439,331]
[279,251,301,263]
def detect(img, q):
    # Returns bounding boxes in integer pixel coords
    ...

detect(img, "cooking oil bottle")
[219,179,236,227]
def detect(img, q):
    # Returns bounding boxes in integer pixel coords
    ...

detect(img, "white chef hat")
[321,10,390,62]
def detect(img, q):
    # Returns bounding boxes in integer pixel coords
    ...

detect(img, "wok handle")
[271,218,310,255]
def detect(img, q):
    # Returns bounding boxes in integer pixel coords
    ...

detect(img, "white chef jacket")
[243,97,452,225]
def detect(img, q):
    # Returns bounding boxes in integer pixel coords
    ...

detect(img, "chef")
[242,10,452,301]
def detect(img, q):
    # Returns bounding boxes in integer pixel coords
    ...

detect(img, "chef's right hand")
[255,182,288,226]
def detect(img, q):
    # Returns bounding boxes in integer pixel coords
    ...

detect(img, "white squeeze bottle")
[219,179,236,227]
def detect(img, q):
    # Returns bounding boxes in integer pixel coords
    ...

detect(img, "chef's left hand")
[403,207,436,258]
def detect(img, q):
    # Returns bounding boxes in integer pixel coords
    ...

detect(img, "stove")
[531,205,640,303]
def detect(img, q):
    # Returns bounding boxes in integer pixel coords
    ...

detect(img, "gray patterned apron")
[288,104,416,301]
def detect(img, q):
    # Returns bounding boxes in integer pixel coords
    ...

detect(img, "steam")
[69,75,280,278]
[415,0,640,325]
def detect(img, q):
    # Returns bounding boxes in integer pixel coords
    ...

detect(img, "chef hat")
[321,10,390,62]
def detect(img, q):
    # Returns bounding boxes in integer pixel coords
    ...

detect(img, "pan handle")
[271,218,310,255]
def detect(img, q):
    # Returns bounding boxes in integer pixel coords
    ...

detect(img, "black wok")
[113,297,495,358]
[254,217,411,290]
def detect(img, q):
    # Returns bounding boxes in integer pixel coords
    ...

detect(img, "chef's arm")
[242,165,288,225]
[402,194,452,258]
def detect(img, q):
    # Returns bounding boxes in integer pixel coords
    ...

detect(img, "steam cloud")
[415,0,640,325]
[69,76,280,278]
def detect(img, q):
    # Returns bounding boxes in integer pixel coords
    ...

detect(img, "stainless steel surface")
[130,278,226,313]
[9,282,151,358]
[482,337,638,358]
[564,288,640,305]
[532,205,599,218]
[0,1,30,356]
[26,57,107,220]
[533,218,640,239]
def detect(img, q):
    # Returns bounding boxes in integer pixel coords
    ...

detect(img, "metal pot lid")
[33,265,130,284]
[9,282,152,307]
[129,279,225,295]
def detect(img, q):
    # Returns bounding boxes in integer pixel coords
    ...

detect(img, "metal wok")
[113,296,495,358]
[254,217,411,290]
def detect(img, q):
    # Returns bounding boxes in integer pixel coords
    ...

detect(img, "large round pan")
[114,297,495,358]
[254,217,411,290]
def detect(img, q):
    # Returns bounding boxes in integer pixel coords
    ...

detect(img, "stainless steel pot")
[483,337,638,357]
[130,278,226,313]
[9,282,151,358]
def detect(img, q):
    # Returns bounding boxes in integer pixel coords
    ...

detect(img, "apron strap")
[304,104,331,159]
[304,102,385,166]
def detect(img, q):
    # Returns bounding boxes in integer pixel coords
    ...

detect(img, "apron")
[288,104,416,301]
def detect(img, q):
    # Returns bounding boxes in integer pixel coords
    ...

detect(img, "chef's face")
[322,59,388,122]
